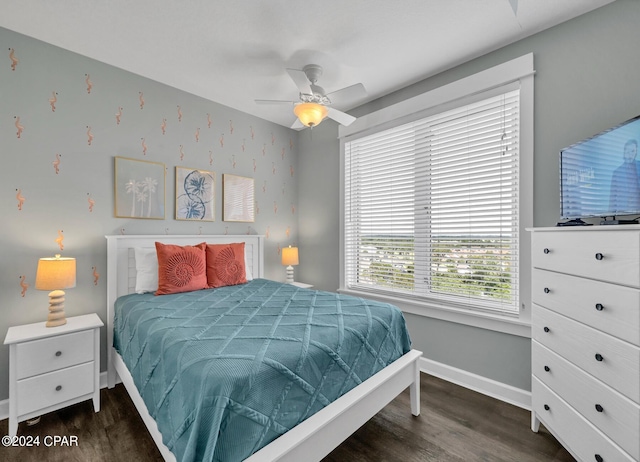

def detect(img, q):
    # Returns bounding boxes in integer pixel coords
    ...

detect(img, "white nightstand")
[3,313,103,437]
[289,281,313,289]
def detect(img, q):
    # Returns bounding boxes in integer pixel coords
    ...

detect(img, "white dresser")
[530,226,640,462]
[4,313,103,437]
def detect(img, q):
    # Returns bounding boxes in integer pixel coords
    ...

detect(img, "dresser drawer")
[533,341,640,459]
[15,330,94,380]
[532,377,635,462]
[533,304,640,402]
[531,230,640,287]
[532,269,640,345]
[16,362,94,416]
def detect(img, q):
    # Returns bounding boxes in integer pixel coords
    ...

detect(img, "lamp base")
[46,289,67,328]
[285,265,295,284]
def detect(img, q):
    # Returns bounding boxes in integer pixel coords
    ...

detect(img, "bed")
[106,234,422,462]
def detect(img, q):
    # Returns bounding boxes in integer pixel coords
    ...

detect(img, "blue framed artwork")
[175,166,215,221]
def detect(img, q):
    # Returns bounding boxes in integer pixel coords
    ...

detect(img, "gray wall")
[0,27,300,401]
[298,0,640,391]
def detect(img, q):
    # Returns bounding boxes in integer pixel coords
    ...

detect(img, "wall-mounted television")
[560,115,640,223]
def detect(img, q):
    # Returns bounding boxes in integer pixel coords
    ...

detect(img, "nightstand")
[3,313,103,437]
[289,281,313,289]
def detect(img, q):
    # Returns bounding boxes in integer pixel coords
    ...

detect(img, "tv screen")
[560,115,640,219]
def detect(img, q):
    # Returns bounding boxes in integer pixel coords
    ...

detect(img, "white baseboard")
[0,364,530,422]
[420,357,531,410]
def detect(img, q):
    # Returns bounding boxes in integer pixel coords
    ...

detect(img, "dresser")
[4,313,103,437]
[530,226,640,462]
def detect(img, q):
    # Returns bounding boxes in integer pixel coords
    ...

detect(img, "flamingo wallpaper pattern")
[0,26,301,400]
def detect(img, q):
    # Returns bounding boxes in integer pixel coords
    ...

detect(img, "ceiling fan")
[256,64,366,129]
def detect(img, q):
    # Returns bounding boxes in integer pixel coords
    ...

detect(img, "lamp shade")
[35,255,76,290]
[293,102,328,128]
[281,246,299,266]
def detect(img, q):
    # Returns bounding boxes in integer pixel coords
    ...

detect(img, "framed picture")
[223,174,255,222]
[175,167,215,221]
[114,156,165,219]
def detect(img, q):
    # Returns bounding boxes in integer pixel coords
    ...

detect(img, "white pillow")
[134,247,158,293]
[245,251,253,281]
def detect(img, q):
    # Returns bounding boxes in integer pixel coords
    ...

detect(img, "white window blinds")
[344,89,520,315]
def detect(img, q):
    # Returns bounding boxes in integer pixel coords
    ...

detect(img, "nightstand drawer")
[16,362,94,416]
[15,330,94,379]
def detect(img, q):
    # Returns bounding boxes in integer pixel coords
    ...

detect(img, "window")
[343,88,522,317]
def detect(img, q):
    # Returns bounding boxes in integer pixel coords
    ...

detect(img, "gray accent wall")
[299,0,640,392]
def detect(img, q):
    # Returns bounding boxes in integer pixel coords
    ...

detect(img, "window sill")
[338,288,532,338]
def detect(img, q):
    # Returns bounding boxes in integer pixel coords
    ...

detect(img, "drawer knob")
[55,351,62,357]
[595,455,603,462]
[595,353,604,362]
[543,248,550,254]
[543,287,550,294]
[543,404,550,411]
[55,385,62,392]
[543,326,550,333]
[544,366,550,372]
[595,303,604,311]
[595,252,604,260]
[595,404,604,413]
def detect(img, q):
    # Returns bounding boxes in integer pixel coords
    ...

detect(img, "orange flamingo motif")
[253,158,257,172]
[241,139,245,152]
[272,162,276,175]
[265,226,270,239]
[195,128,200,142]
[139,92,145,109]
[286,226,291,238]
[9,48,18,71]
[92,266,100,285]
[290,165,295,177]
[141,138,147,155]
[224,226,228,235]
[55,230,64,251]
[229,120,234,135]
[209,151,213,166]
[49,91,58,112]
[262,144,266,156]
[273,201,278,214]
[53,153,61,174]
[291,203,296,215]
[271,132,275,145]
[277,244,281,255]
[16,188,25,210]
[263,180,267,193]
[19,275,28,297]
[85,74,93,94]
[87,193,95,212]
[161,118,167,135]
[177,105,182,122]
[255,200,260,215]
[86,126,93,145]
[207,113,212,128]
[290,138,294,150]
[250,125,255,140]
[179,145,184,161]
[120,228,126,235]
[115,107,123,124]
[282,147,285,160]
[219,134,224,148]
[14,116,24,138]
[232,155,236,169]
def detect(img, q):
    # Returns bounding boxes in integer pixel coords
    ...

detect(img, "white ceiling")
[1,0,616,128]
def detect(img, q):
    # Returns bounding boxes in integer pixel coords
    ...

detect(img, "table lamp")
[281,246,299,283]
[35,254,76,327]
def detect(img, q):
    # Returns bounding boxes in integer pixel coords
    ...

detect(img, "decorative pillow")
[244,251,253,281]
[155,242,208,295]
[134,247,158,293]
[206,242,247,288]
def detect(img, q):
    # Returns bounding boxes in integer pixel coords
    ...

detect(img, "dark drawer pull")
[595,303,604,311]
[544,366,550,372]
[595,353,604,362]
[543,287,550,294]
[595,253,604,260]
[595,404,604,413]
[55,385,62,392]
[543,248,550,254]
[595,455,603,462]
[544,404,550,411]
[543,326,550,333]
[55,351,62,357]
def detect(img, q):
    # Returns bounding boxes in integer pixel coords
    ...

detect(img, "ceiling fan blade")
[255,99,296,105]
[286,68,312,95]
[327,107,356,126]
[290,118,305,130]
[326,83,366,106]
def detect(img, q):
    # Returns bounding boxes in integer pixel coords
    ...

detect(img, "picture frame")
[223,174,255,222]
[175,167,216,221]
[114,156,166,219]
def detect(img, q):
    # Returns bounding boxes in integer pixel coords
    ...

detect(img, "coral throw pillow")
[206,242,247,288]
[155,242,208,295]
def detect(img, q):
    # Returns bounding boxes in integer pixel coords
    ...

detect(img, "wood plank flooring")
[0,373,574,462]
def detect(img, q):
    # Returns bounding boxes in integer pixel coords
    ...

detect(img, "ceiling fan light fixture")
[294,102,328,128]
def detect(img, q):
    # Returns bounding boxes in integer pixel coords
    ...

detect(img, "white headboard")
[105,234,264,387]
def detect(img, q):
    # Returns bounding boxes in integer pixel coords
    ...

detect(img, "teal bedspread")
[113,278,411,462]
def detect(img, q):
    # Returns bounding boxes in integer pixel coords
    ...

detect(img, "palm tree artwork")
[115,157,165,219]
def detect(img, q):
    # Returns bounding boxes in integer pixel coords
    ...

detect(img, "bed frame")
[106,234,422,462]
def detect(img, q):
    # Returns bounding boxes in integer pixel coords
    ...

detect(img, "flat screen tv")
[560,115,640,222]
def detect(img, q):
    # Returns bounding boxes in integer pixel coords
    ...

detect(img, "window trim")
[339,54,534,338]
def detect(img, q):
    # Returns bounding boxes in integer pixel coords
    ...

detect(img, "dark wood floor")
[0,373,574,462]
